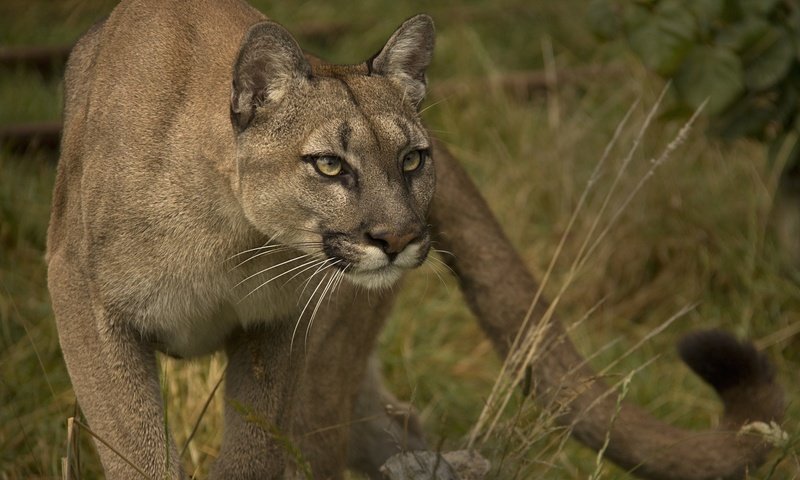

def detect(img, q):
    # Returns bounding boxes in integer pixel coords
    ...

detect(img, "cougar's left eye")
[402,150,426,173]
[313,156,343,177]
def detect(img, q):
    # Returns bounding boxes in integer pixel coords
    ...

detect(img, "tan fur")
[48,1,783,479]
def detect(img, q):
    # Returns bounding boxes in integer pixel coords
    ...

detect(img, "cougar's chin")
[345,266,404,290]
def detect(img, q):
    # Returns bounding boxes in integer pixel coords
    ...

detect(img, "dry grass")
[1,0,799,478]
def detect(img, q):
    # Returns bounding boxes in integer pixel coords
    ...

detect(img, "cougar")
[47,0,784,478]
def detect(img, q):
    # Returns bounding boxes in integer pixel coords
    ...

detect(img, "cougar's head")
[231,15,435,289]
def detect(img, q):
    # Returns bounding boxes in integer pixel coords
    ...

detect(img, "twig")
[71,418,153,479]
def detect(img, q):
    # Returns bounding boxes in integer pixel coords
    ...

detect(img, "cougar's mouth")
[321,231,431,289]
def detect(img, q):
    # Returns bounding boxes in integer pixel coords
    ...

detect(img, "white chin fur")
[346,266,403,290]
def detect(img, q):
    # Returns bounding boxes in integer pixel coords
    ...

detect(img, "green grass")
[2,0,799,478]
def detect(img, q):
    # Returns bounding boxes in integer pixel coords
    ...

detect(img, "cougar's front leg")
[300,360,427,480]
[48,256,184,479]
[211,322,304,480]
[292,290,426,479]
[346,356,427,479]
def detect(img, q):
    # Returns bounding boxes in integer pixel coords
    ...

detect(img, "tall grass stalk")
[70,419,152,480]
[468,95,710,476]
[467,95,641,449]
[588,370,632,480]
[470,88,678,447]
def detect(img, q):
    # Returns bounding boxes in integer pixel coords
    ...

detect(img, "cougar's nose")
[366,227,421,258]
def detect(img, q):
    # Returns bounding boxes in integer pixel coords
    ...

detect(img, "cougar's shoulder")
[51,0,260,260]
[49,0,270,341]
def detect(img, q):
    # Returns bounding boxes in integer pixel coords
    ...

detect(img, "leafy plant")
[588,0,800,171]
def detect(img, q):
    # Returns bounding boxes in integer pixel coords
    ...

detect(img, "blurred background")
[1,0,798,478]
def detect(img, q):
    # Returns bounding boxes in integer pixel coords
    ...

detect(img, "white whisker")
[226,233,281,261]
[238,256,327,302]
[228,242,322,270]
[428,254,456,277]
[331,266,349,302]
[324,269,343,310]
[426,258,450,292]
[304,265,342,348]
[298,258,337,299]
[291,270,331,352]
[234,253,314,288]
[432,247,455,258]
[281,256,331,286]
[419,96,449,115]
[230,243,321,270]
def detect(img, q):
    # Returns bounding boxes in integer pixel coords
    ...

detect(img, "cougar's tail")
[430,141,785,480]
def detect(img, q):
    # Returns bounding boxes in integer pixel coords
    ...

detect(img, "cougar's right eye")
[313,156,343,177]
[402,150,424,172]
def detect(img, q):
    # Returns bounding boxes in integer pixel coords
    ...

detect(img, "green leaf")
[713,84,799,142]
[711,93,775,140]
[674,45,744,114]
[716,17,770,53]
[740,0,781,16]
[622,4,651,32]
[626,0,696,75]
[688,0,725,19]
[688,0,725,37]
[744,27,794,91]
[774,85,799,132]
[587,0,622,40]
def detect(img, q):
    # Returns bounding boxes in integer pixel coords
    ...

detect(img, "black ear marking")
[369,14,435,108]
[231,21,312,132]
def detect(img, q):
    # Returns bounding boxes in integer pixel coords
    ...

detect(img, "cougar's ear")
[231,21,311,132]
[369,14,435,108]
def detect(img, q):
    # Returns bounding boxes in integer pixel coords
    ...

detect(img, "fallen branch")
[0,121,61,153]
[0,45,71,75]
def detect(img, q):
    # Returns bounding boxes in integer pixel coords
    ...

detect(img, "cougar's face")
[236,75,434,289]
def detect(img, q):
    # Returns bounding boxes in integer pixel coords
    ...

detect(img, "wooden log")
[0,121,61,153]
[0,45,72,75]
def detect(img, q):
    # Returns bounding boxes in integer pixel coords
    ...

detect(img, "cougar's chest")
[138,249,324,358]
